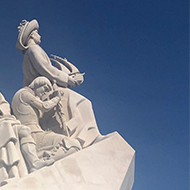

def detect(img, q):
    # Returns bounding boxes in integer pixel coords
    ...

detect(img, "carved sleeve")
[22,91,60,112]
[28,45,69,87]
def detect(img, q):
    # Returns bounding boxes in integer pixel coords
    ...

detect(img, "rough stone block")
[0,132,135,190]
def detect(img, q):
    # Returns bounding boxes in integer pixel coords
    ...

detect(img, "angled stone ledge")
[0,132,135,190]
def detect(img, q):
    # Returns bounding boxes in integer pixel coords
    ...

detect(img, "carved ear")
[29,32,34,39]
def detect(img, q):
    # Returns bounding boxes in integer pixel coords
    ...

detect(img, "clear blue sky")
[0,0,188,189]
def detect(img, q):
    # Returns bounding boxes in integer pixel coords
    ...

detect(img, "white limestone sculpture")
[11,77,81,162]
[0,92,54,186]
[0,132,135,190]
[16,19,102,148]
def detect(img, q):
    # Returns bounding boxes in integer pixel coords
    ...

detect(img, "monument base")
[0,132,135,190]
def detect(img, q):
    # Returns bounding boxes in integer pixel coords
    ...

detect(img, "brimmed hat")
[16,19,39,51]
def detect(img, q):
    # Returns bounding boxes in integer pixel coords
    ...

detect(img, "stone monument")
[0,19,135,189]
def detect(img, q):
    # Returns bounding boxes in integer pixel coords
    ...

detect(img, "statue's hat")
[16,19,39,51]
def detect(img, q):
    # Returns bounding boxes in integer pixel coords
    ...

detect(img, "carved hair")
[29,77,52,91]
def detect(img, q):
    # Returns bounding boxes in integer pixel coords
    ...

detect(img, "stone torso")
[12,87,42,132]
[22,45,51,87]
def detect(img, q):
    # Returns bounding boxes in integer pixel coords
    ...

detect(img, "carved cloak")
[0,117,28,184]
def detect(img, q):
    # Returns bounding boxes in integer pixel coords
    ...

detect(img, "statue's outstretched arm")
[28,47,68,87]
[22,91,60,112]
[51,55,84,87]
[28,46,80,88]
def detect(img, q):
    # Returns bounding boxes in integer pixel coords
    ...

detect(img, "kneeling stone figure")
[12,77,81,162]
[0,93,54,186]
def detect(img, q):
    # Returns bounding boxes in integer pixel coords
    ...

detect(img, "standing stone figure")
[0,93,53,186]
[12,77,81,162]
[16,19,103,148]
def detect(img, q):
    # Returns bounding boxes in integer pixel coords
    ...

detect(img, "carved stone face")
[31,30,41,44]
[35,84,52,101]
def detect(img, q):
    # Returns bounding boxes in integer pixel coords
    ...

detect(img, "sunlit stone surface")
[0,132,135,190]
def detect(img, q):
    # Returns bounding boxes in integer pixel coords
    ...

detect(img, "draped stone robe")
[0,116,28,185]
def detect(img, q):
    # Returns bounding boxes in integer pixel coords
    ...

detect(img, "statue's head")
[0,93,11,116]
[16,19,39,51]
[30,29,41,45]
[29,77,53,100]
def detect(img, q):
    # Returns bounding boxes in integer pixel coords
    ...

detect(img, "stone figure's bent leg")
[31,131,81,161]
[18,125,54,173]
[66,88,101,147]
